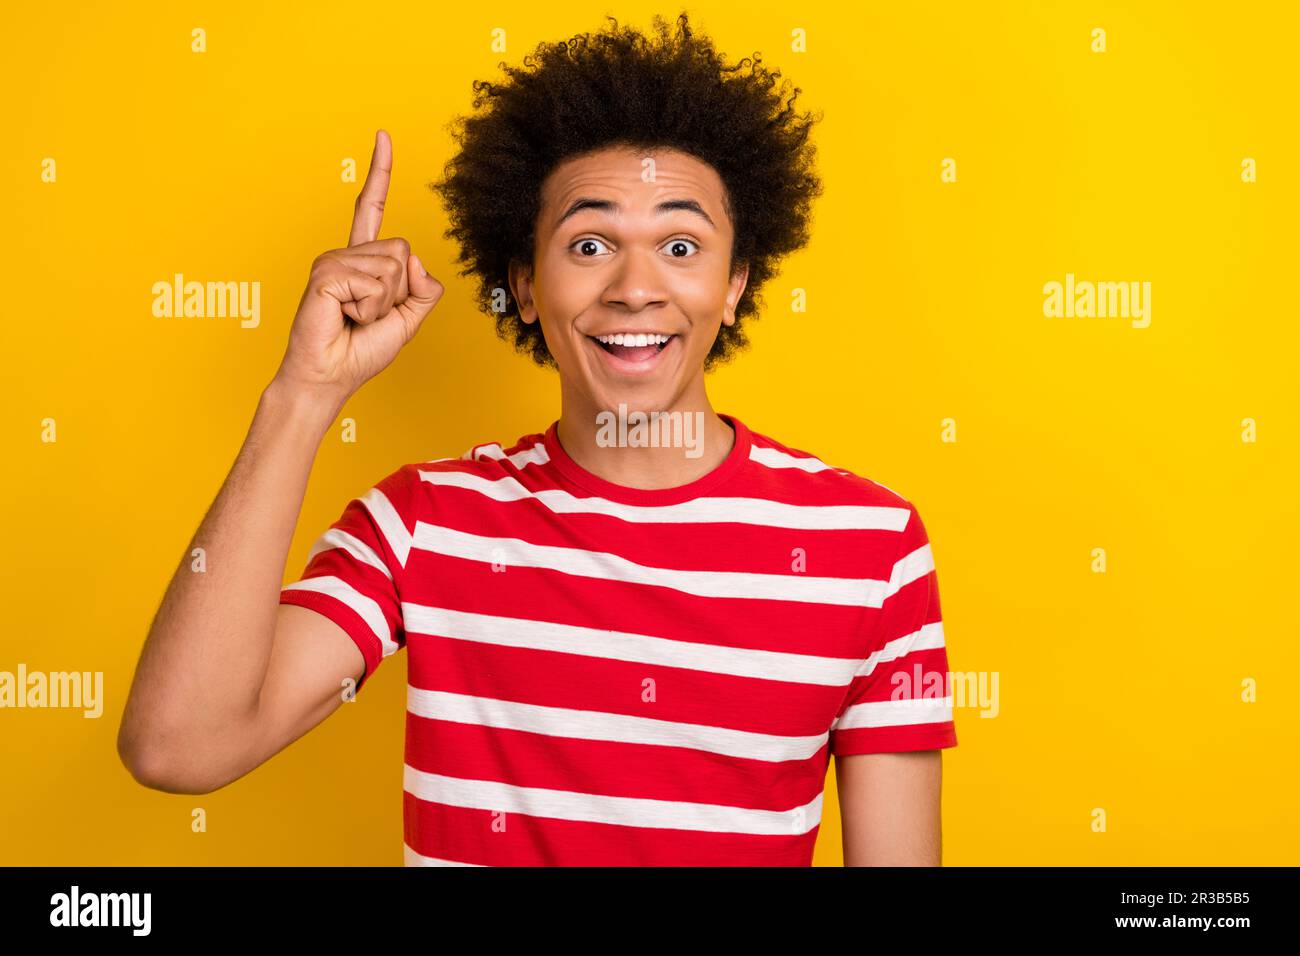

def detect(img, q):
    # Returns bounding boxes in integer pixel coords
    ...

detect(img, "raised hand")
[273,130,444,404]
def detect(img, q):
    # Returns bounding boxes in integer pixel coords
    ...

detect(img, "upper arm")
[238,465,418,784]
[835,750,943,865]
[277,464,418,693]
[153,604,366,795]
[828,501,957,864]
[239,603,368,778]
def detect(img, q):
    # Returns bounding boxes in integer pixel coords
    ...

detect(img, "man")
[118,13,957,866]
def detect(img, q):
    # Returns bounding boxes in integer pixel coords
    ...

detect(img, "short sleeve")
[829,502,959,756]
[279,464,419,693]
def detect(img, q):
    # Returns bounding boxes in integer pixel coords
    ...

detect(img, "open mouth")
[588,332,677,364]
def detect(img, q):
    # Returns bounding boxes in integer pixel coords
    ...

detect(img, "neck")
[556,378,735,490]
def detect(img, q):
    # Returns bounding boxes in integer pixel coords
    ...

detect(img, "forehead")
[539,145,728,224]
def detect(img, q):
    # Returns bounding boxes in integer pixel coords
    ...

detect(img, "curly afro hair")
[428,10,824,370]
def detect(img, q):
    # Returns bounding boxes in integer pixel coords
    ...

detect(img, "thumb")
[399,253,444,326]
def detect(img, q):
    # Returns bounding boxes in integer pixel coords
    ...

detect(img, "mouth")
[586,332,679,372]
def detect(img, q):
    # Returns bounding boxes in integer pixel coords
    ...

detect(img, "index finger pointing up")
[349,129,393,247]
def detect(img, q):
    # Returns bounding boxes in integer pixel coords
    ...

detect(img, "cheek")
[534,255,597,322]
[686,254,736,305]
[677,268,731,328]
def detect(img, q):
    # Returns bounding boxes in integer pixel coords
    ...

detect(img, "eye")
[663,238,699,258]
[571,237,612,257]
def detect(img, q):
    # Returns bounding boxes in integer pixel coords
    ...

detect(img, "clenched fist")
[273,130,444,404]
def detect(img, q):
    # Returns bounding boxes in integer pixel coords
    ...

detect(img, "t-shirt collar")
[542,413,751,505]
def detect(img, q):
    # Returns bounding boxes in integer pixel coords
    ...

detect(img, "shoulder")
[451,430,550,472]
[743,422,919,520]
[376,429,550,502]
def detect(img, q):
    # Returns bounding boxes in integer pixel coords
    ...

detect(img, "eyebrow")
[555,197,716,230]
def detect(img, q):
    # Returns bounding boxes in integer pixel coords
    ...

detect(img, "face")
[509,145,748,416]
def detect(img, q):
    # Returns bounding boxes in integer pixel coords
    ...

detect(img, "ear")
[508,257,538,325]
[722,260,750,327]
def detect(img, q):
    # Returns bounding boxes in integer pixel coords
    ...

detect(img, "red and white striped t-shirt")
[280,413,957,866]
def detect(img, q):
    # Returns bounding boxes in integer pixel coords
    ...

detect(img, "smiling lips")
[589,331,677,366]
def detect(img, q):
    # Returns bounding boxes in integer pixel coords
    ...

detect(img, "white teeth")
[594,333,673,346]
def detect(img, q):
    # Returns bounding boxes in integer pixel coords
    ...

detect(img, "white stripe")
[407,686,828,762]
[833,695,953,730]
[359,487,411,569]
[281,575,400,657]
[464,441,549,470]
[411,524,884,607]
[850,621,947,682]
[462,443,498,461]
[749,445,838,473]
[403,604,859,686]
[403,843,484,866]
[885,543,934,599]
[403,764,823,835]
[417,468,909,531]
[829,624,949,733]
[508,443,550,469]
[305,528,392,581]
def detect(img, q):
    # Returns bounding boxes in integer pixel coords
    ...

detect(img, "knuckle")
[310,254,338,279]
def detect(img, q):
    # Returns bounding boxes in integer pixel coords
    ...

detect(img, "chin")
[584,378,675,413]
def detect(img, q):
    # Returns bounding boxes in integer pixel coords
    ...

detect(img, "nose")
[601,245,669,311]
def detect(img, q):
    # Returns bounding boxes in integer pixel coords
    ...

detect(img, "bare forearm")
[118,378,343,787]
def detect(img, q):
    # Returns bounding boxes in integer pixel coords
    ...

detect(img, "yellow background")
[3,1,1296,865]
